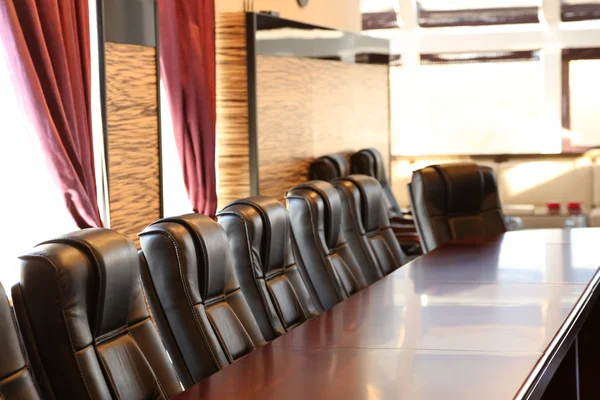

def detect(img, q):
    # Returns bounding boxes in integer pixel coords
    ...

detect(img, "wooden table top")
[174,228,600,400]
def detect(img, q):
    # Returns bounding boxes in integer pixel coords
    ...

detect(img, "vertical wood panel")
[256,55,390,200]
[105,42,160,246]
[216,13,251,210]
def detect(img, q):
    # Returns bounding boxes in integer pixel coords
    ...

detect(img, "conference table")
[174,228,600,400]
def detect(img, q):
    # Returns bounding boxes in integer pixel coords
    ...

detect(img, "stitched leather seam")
[45,237,109,339]
[8,304,42,396]
[264,282,289,329]
[138,230,221,369]
[335,184,381,279]
[281,268,310,319]
[205,304,257,363]
[0,365,27,385]
[96,350,121,400]
[95,326,128,346]
[204,295,226,307]
[205,311,233,362]
[217,211,283,335]
[328,260,350,298]
[286,195,346,301]
[20,254,94,399]
[126,332,168,399]
[332,247,362,293]
[368,236,391,276]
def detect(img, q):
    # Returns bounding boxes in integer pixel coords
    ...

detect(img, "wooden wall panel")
[216,13,251,210]
[256,55,390,200]
[105,42,160,246]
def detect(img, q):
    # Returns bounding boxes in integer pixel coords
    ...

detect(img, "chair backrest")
[334,175,406,284]
[0,282,42,400]
[218,196,319,341]
[351,148,402,218]
[309,153,350,182]
[408,163,507,253]
[12,229,182,400]
[139,214,266,388]
[286,181,369,312]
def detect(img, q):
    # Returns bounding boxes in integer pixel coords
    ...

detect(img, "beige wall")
[216,0,361,32]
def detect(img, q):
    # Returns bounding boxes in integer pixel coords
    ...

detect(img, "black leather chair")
[351,148,421,257]
[351,148,404,219]
[286,181,369,312]
[334,175,407,284]
[217,196,319,342]
[0,282,42,400]
[12,229,182,400]
[139,214,267,388]
[408,163,507,253]
[309,153,350,182]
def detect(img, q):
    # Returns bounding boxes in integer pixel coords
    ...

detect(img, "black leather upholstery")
[12,229,182,400]
[139,214,266,388]
[351,148,403,219]
[309,153,350,182]
[218,197,319,341]
[286,181,369,312]
[0,283,42,400]
[408,163,507,253]
[334,175,406,284]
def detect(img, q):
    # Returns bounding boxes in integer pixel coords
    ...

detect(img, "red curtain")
[159,0,218,217]
[1,0,102,228]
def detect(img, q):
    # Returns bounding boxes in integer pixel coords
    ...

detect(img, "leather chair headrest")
[335,175,384,234]
[323,154,349,177]
[219,197,291,274]
[35,228,136,338]
[432,163,484,214]
[147,214,231,300]
[286,180,341,249]
[351,148,387,184]
[310,153,350,181]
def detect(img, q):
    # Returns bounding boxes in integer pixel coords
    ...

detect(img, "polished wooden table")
[174,229,600,400]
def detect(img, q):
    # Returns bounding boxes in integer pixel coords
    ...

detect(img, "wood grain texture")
[256,55,390,200]
[216,13,251,210]
[105,42,160,246]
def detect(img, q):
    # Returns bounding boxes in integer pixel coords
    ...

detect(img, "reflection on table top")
[398,228,600,285]
[272,280,582,353]
[174,229,600,400]
[177,346,540,400]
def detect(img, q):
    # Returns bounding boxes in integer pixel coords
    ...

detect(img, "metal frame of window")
[562,2,600,22]
[417,6,540,27]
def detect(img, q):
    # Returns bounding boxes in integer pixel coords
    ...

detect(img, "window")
[0,41,77,290]
[563,48,600,149]
[562,0,600,21]
[417,0,540,27]
[0,0,106,293]
[391,51,553,155]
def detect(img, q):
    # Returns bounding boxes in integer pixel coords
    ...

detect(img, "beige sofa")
[392,155,600,229]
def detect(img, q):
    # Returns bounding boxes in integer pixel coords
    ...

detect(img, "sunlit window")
[566,52,600,148]
[391,51,555,156]
[0,39,77,291]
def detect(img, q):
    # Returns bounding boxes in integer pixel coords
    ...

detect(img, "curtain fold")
[159,0,218,217]
[1,0,102,228]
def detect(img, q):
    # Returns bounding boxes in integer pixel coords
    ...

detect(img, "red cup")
[547,201,560,215]
[567,201,583,215]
